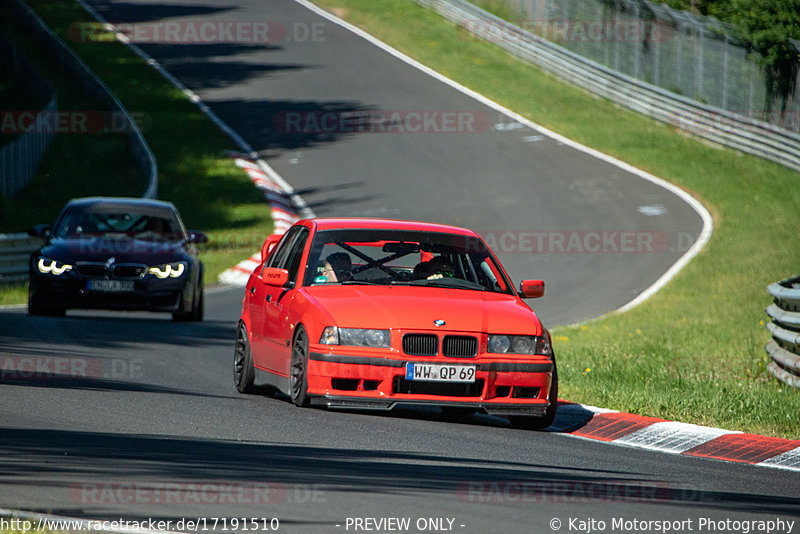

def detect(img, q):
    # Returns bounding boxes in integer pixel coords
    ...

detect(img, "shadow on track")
[87,1,235,24]
[2,426,799,520]
[0,312,234,351]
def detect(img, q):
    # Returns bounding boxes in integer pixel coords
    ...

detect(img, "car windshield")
[52,204,185,242]
[303,228,514,294]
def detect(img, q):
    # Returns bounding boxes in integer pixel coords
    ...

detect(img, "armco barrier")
[765,275,800,388]
[415,0,800,174]
[7,0,157,198]
[0,233,43,285]
[0,31,58,197]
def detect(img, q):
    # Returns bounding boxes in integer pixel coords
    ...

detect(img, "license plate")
[88,280,134,292]
[406,363,476,383]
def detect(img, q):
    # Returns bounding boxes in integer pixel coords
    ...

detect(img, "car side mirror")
[262,267,290,287]
[519,279,545,298]
[261,234,283,264]
[28,224,50,239]
[186,231,208,244]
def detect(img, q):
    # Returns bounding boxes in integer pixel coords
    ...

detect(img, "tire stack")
[766,275,800,387]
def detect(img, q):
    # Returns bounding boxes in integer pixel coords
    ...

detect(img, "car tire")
[190,288,204,321]
[27,290,65,317]
[290,325,310,407]
[173,285,203,322]
[508,364,558,431]
[233,322,256,394]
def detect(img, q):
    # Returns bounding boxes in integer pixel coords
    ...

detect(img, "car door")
[262,227,309,374]
[248,227,303,370]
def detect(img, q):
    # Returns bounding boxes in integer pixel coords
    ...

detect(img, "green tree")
[712,0,800,114]
[653,0,800,115]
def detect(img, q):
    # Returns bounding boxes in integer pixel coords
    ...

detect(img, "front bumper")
[306,351,554,415]
[30,272,191,312]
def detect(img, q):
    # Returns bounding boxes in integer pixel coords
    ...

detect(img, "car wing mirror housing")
[520,279,545,298]
[261,234,283,264]
[187,231,208,244]
[262,267,290,287]
[28,224,50,239]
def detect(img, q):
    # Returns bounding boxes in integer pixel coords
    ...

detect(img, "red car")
[234,218,557,429]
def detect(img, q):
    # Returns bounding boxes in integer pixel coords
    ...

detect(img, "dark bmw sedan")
[28,197,206,321]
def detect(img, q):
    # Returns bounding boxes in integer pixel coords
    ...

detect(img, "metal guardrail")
[0,234,43,285]
[8,0,158,198]
[415,0,800,174]
[0,31,59,197]
[765,275,800,388]
[0,94,58,196]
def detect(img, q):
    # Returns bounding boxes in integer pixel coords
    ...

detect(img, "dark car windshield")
[303,228,514,294]
[52,204,185,242]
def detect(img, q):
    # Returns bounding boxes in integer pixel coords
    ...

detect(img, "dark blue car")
[28,197,206,321]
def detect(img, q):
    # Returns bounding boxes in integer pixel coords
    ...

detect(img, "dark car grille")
[443,335,478,358]
[112,264,147,279]
[75,262,147,279]
[402,334,478,358]
[402,334,438,356]
[393,376,485,397]
[76,263,108,278]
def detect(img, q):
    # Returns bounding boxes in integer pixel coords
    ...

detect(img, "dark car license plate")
[88,280,134,292]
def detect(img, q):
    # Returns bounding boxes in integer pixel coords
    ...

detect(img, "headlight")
[319,327,390,348]
[487,334,552,356]
[487,334,510,354]
[148,262,186,279]
[37,257,72,275]
[320,326,339,345]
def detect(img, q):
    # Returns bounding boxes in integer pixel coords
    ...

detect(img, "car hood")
[39,237,189,264]
[302,285,542,335]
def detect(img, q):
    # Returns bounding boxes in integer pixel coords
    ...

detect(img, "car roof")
[65,197,177,211]
[305,218,478,236]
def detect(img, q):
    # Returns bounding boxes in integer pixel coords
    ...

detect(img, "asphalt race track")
[2,295,799,532]
[87,0,706,328]
[3,1,797,533]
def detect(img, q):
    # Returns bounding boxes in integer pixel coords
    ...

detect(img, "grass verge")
[310,0,800,438]
[0,0,272,296]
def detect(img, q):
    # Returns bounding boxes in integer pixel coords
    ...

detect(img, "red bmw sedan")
[234,218,557,429]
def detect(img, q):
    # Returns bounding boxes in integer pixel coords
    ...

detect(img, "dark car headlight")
[36,257,73,275]
[320,327,390,348]
[487,334,552,356]
[148,261,187,279]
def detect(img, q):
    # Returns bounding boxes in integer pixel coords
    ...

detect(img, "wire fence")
[424,0,800,171]
[491,0,800,133]
[0,31,58,197]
